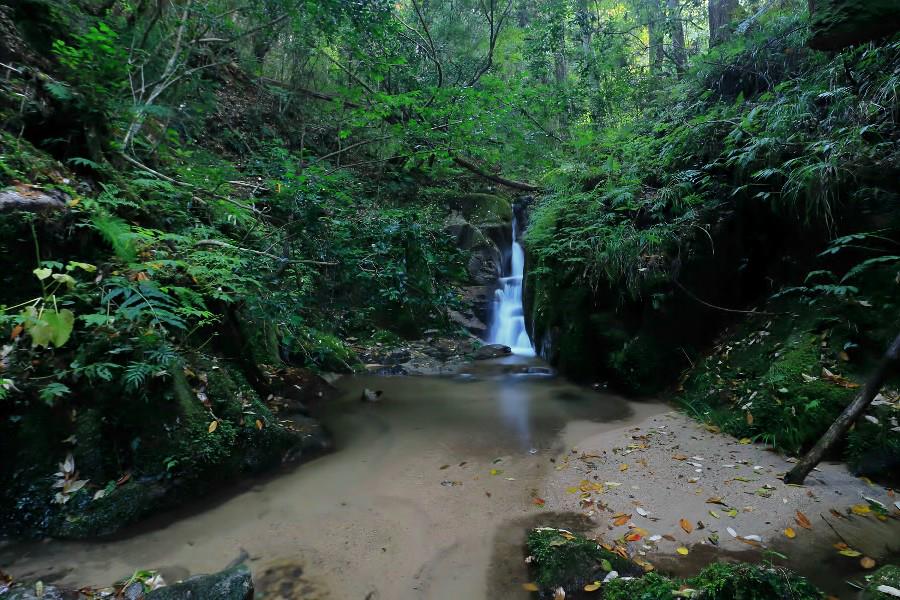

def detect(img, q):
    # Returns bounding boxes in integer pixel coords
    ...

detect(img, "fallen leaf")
[727,527,738,537]
[553,587,566,600]
[533,497,546,507]
[583,582,601,592]
[851,504,871,516]
[662,534,677,542]
[636,507,649,517]
[619,464,629,472]
[625,532,642,542]
[522,582,539,592]
[875,585,900,597]
[255,419,263,430]
[672,454,688,461]
[795,511,812,530]
[860,557,876,569]
[612,514,631,527]
[839,549,862,557]
[676,547,689,555]
[746,412,754,425]
[709,510,720,519]
[10,324,23,340]
[680,518,693,534]
[208,420,218,433]
[784,528,796,539]
[490,468,503,476]
[706,497,728,506]
[739,438,752,445]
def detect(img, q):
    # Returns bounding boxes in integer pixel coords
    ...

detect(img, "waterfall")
[487,214,535,356]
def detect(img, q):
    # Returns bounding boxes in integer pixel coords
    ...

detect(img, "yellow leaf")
[680,518,693,534]
[851,504,871,516]
[619,464,629,472]
[490,468,502,476]
[860,557,876,569]
[612,515,631,526]
[784,528,796,539]
[208,420,218,433]
[522,582,539,592]
[583,582,602,592]
[566,486,579,494]
[739,438,751,445]
[676,546,689,555]
[838,549,862,557]
[255,419,263,430]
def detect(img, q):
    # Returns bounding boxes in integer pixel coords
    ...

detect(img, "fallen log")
[783,331,900,485]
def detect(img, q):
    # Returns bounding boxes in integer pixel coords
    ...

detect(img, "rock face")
[808,0,900,50]
[145,565,253,600]
[474,344,512,360]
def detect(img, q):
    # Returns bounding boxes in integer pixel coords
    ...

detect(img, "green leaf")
[33,268,53,281]
[26,308,75,348]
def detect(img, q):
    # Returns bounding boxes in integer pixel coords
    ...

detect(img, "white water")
[487,215,535,356]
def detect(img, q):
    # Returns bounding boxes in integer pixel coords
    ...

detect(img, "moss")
[604,572,679,599]
[49,480,165,539]
[526,528,640,591]
[451,193,512,225]
[674,296,898,473]
[688,562,822,600]
[862,565,900,600]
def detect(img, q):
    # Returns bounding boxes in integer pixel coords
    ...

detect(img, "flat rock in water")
[473,344,512,360]
[146,565,253,600]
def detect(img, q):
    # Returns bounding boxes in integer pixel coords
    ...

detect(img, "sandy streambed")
[0,358,664,599]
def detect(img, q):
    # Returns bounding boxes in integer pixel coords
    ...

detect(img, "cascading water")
[487,214,535,356]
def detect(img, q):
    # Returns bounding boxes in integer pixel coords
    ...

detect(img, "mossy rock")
[862,565,900,600]
[48,480,166,539]
[526,528,642,594]
[809,0,900,50]
[146,564,253,600]
[449,193,513,225]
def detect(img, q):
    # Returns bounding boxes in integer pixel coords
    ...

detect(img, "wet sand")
[541,410,900,598]
[0,358,665,599]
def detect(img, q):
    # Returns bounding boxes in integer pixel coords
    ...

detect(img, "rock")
[448,309,487,336]
[0,185,69,212]
[473,344,512,360]
[1,583,79,600]
[146,565,253,600]
[361,388,383,402]
[460,285,496,325]
[809,0,900,50]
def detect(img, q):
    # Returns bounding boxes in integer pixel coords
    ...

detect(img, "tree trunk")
[709,0,738,46]
[648,0,664,75]
[668,0,687,75]
[784,332,900,485]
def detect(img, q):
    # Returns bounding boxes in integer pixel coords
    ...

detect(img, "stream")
[0,357,665,599]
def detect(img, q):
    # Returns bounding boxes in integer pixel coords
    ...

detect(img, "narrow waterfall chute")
[487,214,535,356]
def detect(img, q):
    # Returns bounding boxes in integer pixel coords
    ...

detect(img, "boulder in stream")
[145,565,253,600]
[473,344,512,360]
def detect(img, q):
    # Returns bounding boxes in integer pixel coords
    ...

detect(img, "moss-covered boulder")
[526,527,643,596]
[145,565,253,600]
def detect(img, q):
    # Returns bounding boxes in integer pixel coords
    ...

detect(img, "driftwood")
[784,331,900,485]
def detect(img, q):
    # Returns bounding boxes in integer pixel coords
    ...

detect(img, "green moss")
[49,480,164,539]
[604,572,679,600]
[526,528,640,590]
[451,193,512,225]
[688,562,822,600]
[862,565,900,600]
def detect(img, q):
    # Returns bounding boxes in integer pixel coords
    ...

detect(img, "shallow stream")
[0,357,666,599]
